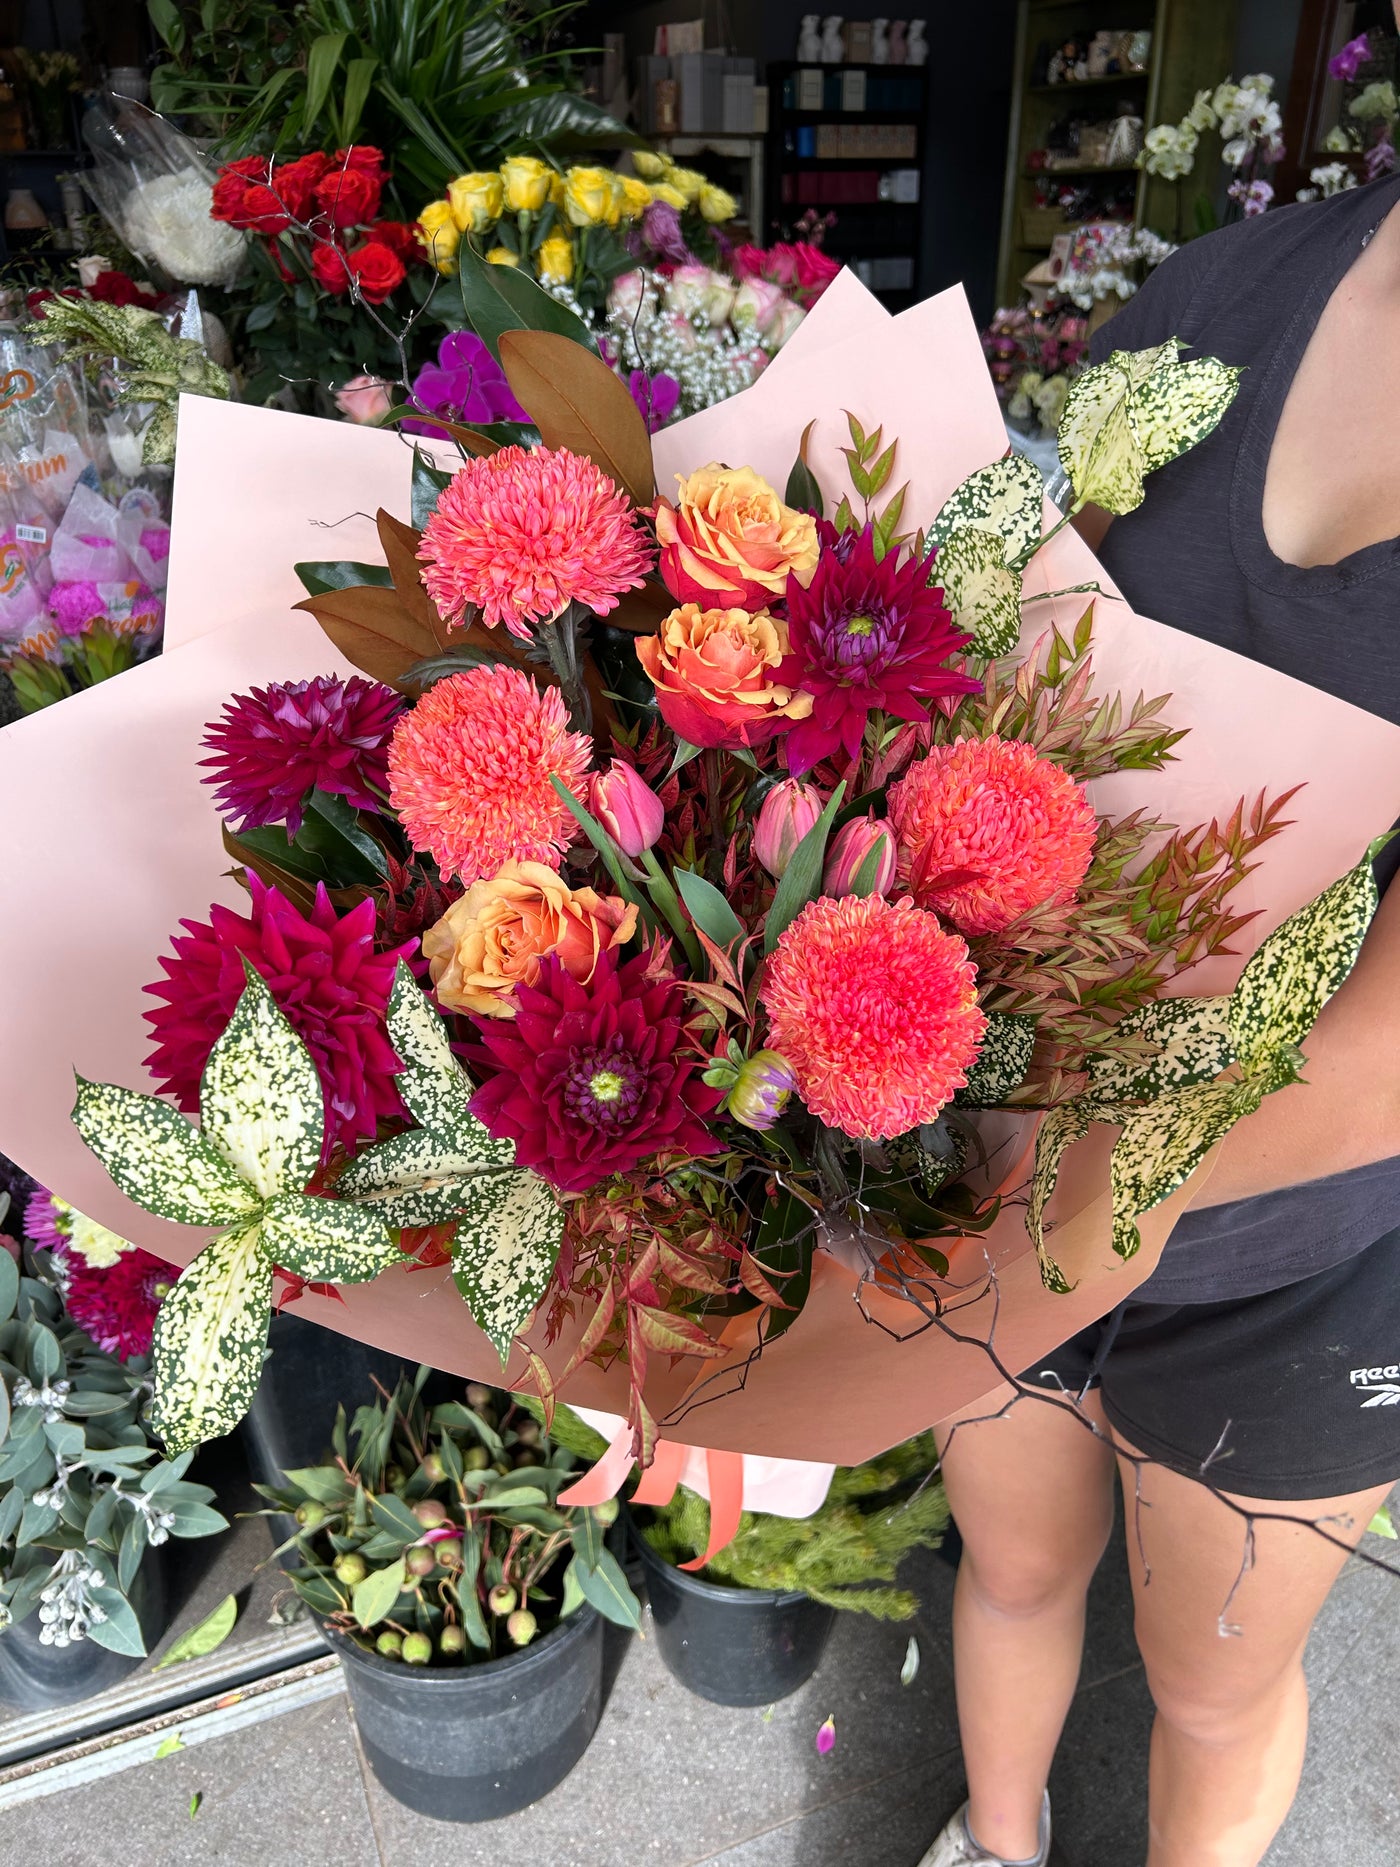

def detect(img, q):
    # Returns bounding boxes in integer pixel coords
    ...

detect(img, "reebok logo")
[1350,1365,1400,1407]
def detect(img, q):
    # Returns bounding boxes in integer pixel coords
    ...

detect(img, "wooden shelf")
[1029,72,1151,93]
[1026,162,1139,177]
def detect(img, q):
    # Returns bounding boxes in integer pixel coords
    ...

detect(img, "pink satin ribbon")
[559,1431,746,1569]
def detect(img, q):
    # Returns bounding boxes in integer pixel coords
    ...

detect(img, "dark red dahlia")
[200,675,403,838]
[63,1249,173,1360]
[144,876,415,1159]
[780,523,980,776]
[468,951,723,1195]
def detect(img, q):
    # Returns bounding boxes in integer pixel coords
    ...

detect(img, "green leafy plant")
[258,1371,640,1660]
[639,1430,948,1619]
[0,1243,227,1655]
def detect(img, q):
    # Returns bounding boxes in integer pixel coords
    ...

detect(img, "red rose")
[211,155,289,232]
[314,162,383,229]
[88,270,139,307]
[368,219,418,261]
[335,144,385,175]
[792,242,840,297]
[273,151,332,221]
[346,239,406,304]
[310,241,352,296]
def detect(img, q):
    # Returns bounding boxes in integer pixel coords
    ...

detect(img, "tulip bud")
[753,779,823,878]
[727,1049,797,1131]
[589,760,665,858]
[822,815,896,899]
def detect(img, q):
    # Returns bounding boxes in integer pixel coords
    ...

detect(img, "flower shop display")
[256,1367,638,1820]
[1298,26,1399,195]
[1139,73,1284,228]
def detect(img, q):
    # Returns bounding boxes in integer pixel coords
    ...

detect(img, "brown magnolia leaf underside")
[376,510,447,644]
[606,577,676,635]
[295,584,441,689]
[498,329,656,509]
[385,413,500,457]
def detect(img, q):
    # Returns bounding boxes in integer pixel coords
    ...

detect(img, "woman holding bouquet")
[924,137,1400,1867]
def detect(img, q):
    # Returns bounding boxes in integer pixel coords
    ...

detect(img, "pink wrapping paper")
[2,284,1400,1460]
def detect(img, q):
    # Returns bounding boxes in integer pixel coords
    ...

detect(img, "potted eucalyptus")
[0,1213,227,1709]
[257,1369,640,1822]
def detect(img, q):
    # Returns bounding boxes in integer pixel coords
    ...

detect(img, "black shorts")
[1021,1227,1400,1500]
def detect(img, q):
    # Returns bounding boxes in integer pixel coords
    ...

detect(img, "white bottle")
[796,13,822,60]
[819,15,845,63]
[906,19,928,65]
[871,19,890,63]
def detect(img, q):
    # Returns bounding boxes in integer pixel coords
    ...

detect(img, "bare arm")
[1190,876,1400,1207]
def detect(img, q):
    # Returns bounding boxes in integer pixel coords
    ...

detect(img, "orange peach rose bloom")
[636,604,814,750]
[423,861,638,1018]
[654,463,820,609]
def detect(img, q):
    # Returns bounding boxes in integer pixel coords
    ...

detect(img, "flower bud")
[822,814,896,899]
[590,760,665,858]
[727,1049,797,1131]
[753,779,823,878]
[507,1608,538,1646]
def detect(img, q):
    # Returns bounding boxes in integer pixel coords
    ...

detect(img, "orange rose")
[654,464,820,609]
[635,603,814,750]
[423,861,638,1018]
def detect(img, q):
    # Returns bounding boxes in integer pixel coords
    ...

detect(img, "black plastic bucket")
[0,1548,168,1712]
[329,1603,606,1821]
[629,1512,836,1706]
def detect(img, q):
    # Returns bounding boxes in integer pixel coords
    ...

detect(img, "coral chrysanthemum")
[144,876,415,1158]
[468,950,723,1194]
[760,893,986,1140]
[888,735,1098,935]
[63,1248,173,1360]
[387,665,592,884]
[780,524,979,776]
[418,444,654,640]
[200,676,403,838]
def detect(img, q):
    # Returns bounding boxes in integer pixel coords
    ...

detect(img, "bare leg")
[1113,1432,1393,1867]
[936,1385,1118,1859]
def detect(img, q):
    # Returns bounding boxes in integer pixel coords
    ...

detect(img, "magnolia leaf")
[410,450,453,529]
[498,328,655,508]
[957,1013,1036,1108]
[933,527,1022,657]
[451,1171,563,1362]
[1228,840,1384,1072]
[1026,1103,1096,1292]
[200,967,323,1201]
[149,1225,274,1455]
[153,1593,238,1669]
[72,1078,258,1226]
[337,1128,515,1224]
[928,453,1044,559]
[352,1554,406,1630]
[1059,341,1240,516]
[260,1193,399,1284]
[292,582,439,690]
[1088,998,1235,1102]
[375,509,443,638]
[385,964,513,1159]
[1108,1079,1260,1260]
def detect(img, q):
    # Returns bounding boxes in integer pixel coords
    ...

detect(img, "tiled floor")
[10,1498,1398,1867]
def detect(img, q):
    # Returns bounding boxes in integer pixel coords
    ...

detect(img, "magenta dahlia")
[144,876,416,1158]
[64,1249,173,1360]
[780,524,979,776]
[467,950,723,1194]
[200,676,403,837]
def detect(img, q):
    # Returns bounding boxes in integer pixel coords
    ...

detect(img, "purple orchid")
[1329,33,1372,83]
[404,331,528,436]
[627,368,681,434]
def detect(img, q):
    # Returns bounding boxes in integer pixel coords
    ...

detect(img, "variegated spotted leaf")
[1228,837,1387,1071]
[1108,337,1183,388]
[1087,998,1235,1102]
[337,1127,517,1226]
[934,527,1023,657]
[1107,1078,1261,1261]
[1059,341,1240,516]
[260,1193,399,1284]
[1129,357,1242,475]
[148,1224,273,1454]
[928,453,1045,559]
[386,964,510,1158]
[1057,355,1144,515]
[451,1171,564,1362]
[72,1078,258,1226]
[200,965,322,1200]
[1026,1102,1097,1293]
[957,1012,1036,1108]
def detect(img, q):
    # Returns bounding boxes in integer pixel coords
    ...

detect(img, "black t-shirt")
[1086,175,1400,1303]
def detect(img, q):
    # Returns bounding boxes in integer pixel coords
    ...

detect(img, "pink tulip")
[753,779,823,878]
[589,760,665,858]
[822,814,896,898]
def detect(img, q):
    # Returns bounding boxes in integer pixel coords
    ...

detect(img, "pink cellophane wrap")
[2,279,1400,1478]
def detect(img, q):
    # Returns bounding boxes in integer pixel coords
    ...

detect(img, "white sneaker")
[917,1794,1052,1867]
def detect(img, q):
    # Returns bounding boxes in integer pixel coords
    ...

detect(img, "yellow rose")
[563,165,618,226]
[416,199,460,272]
[698,182,738,224]
[548,169,566,208]
[447,170,503,233]
[424,861,638,1018]
[655,464,821,607]
[649,181,688,210]
[500,154,553,214]
[666,165,707,203]
[535,231,575,283]
[616,174,652,220]
[486,246,520,266]
[632,149,667,180]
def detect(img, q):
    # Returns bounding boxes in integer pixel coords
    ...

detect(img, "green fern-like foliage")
[641,1433,947,1619]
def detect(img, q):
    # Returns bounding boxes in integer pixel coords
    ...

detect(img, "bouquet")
[56,296,1395,1471]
